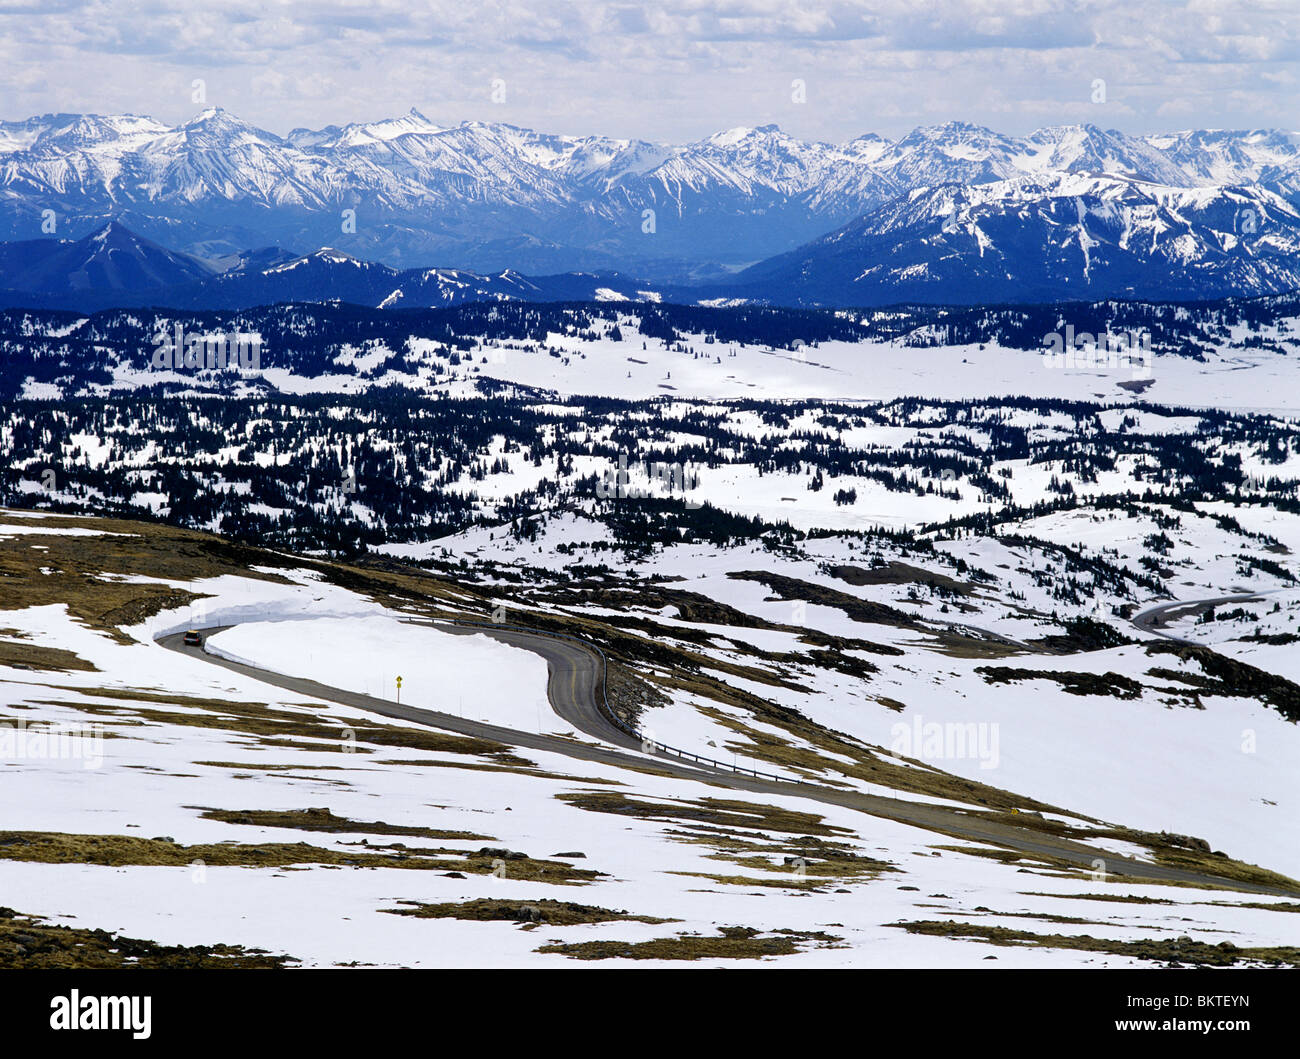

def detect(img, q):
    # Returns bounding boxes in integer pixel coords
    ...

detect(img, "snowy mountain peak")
[90,218,139,244]
[705,123,785,147]
[180,106,250,132]
[174,106,283,149]
[309,247,364,264]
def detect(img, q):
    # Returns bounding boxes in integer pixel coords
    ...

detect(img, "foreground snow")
[2,512,1297,967]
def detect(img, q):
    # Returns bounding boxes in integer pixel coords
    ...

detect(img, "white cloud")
[0,0,1293,141]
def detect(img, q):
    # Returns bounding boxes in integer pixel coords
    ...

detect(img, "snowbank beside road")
[206,616,573,737]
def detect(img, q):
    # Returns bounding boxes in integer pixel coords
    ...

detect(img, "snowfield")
[79,316,1300,413]
[205,617,568,737]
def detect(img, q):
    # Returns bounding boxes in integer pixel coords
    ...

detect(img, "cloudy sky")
[0,0,1296,143]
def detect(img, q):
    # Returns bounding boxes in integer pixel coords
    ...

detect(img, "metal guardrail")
[169,613,788,784]
[430,616,788,784]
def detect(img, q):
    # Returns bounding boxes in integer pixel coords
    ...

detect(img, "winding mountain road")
[1131,593,1264,644]
[157,618,1299,898]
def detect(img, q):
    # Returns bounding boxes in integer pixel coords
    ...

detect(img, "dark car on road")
[182,630,203,647]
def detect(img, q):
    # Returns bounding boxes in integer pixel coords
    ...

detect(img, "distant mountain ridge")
[1,108,1298,280]
[8,175,1300,314]
[731,171,1300,305]
[0,222,663,311]
[0,221,215,293]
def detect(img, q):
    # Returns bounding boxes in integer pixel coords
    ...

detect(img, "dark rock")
[475,847,528,860]
[1160,831,1212,853]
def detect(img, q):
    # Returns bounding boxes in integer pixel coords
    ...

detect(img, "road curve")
[1132,594,1264,644]
[416,620,639,750]
[157,622,1299,898]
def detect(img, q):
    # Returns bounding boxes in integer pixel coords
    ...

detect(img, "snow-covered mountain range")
[2,108,1298,284]
[735,171,1300,305]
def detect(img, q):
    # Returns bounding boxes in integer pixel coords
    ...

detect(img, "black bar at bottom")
[0,967,1292,1046]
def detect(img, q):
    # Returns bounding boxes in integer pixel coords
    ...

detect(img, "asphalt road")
[1132,594,1264,644]
[417,620,641,751]
[157,621,1299,897]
